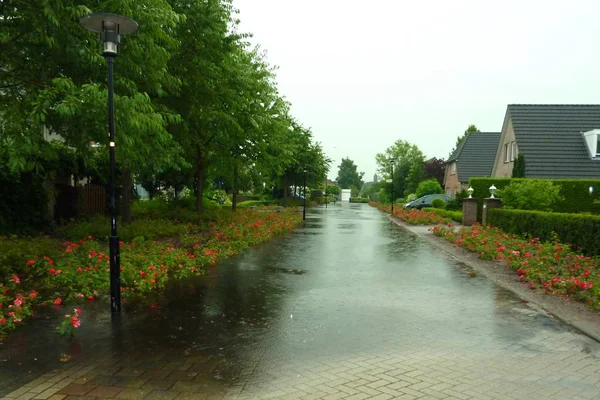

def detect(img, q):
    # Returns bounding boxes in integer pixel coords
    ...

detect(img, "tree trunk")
[232,165,238,211]
[195,155,205,213]
[121,168,133,224]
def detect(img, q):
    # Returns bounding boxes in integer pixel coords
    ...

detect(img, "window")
[597,135,600,156]
[451,163,456,175]
[511,141,517,161]
[446,188,452,196]
[504,143,509,162]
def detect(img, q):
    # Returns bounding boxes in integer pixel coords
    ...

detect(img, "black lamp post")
[80,13,138,314]
[390,159,395,215]
[303,168,307,221]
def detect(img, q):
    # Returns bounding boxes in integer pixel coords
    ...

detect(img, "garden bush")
[415,179,444,198]
[431,198,446,209]
[56,216,191,242]
[497,180,563,212]
[238,200,277,208]
[488,208,600,256]
[423,207,463,223]
[349,197,369,203]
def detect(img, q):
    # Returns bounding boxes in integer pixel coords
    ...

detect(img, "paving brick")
[86,386,124,398]
[57,384,93,397]
[142,390,179,400]
[116,388,152,400]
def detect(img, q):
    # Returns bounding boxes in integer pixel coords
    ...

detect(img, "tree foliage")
[425,157,446,186]
[0,0,331,226]
[416,179,444,198]
[336,158,364,190]
[375,140,424,198]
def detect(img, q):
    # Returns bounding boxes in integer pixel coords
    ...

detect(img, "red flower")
[76,293,84,298]
[0,318,6,325]
[49,268,56,275]
[14,298,23,307]
[70,316,81,328]
[53,298,62,305]
[74,308,82,316]
[11,275,20,284]
[139,271,147,277]
[29,293,37,299]
[27,260,35,266]
[88,296,94,301]
[77,267,83,273]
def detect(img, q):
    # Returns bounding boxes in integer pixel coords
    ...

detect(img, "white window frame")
[504,143,509,163]
[596,134,600,156]
[511,141,516,161]
[451,162,456,175]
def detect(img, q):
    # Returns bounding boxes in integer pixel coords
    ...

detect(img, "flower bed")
[431,224,600,308]
[369,202,452,225]
[0,209,301,335]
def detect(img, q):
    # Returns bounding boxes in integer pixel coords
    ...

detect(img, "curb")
[387,215,600,344]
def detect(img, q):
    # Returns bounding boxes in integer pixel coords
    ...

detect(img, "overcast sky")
[235,0,600,181]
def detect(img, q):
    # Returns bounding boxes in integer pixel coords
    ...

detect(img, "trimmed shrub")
[423,207,463,223]
[497,180,563,211]
[416,179,444,198]
[431,198,446,209]
[349,197,369,203]
[488,208,600,256]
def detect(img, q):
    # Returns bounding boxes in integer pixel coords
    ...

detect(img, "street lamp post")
[390,159,395,215]
[80,13,138,314]
[303,168,307,221]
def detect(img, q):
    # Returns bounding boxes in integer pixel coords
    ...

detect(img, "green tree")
[375,140,424,198]
[405,162,426,195]
[1,0,185,223]
[416,179,443,198]
[336,158,364,190]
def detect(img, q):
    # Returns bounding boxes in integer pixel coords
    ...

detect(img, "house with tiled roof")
[444,132,501,197]
[492,105,600,179]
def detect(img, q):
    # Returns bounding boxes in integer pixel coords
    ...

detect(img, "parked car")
[404,194,452,210]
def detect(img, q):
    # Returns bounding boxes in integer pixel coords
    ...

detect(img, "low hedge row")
[349,197,369,203]
[488,208,600,256]
[423,208,463,223]
[470,178,600,221]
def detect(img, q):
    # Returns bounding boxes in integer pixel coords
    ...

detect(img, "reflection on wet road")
[2,204,600,399]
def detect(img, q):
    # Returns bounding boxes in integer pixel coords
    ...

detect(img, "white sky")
[235,0,600,180]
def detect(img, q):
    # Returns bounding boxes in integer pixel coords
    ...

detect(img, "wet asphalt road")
[2,203,600,399]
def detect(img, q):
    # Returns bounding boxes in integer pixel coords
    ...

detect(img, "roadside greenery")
[431,224,600,309]
[370,202,453,225]
[423,208,463,223]
[0,208,302,336]
[488,209,600,256]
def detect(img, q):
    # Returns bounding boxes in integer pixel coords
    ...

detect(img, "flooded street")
[2,204,600,399]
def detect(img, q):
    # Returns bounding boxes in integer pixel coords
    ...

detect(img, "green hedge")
[423,208,463,223]
[349,197,369,203]
[469,178,600,221]
[488,208,600,256]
